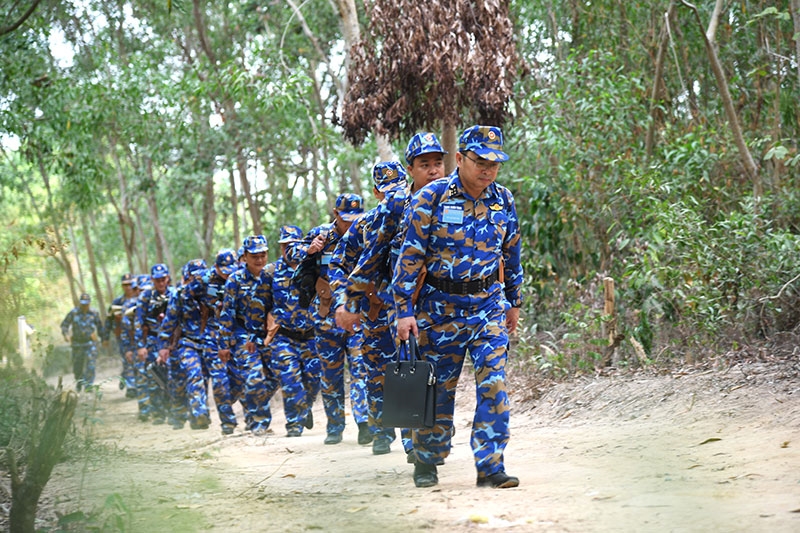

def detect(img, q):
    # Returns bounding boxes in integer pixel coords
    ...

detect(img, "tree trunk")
[107,141,136,273]
[442,122,458,175]
[645,2,676,162]
[680,1,760,195]
[8,390,78,533]
[201,167,216,259]
[89,211,114,303]
[80,212,106,320]
[235,145,262,235]
[792,0,800,92]
[228,167,240,250]
[144,158,173,273]
[67,224,86,296]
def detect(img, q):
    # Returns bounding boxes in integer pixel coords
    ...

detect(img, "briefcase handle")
[399,333,423,367]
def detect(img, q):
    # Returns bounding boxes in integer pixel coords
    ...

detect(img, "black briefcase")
[383,334,436,429]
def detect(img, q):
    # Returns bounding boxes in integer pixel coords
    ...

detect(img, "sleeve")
[218,276,237,349]
[286,226,322,264]
[61,310,73,338]
[328,220,364,310]
[134,292,148,349]
[158,291,182,350]
[392,187,438,318]
[502,189,524,307]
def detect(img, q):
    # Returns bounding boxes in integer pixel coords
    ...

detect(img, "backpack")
[292,252,321,308]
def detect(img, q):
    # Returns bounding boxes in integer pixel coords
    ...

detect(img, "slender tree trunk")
[792,0,800,91]
[680,1,760,194]
[67,224,86,294]
[202,167,215,259]
[236,146,262,235]
[144,158,173,273]
[89,211,114,304]
[133,208,148,274]
[34,156,78,304]
[107,141,136,273]
[80,212,106,319]
[646,2,676,162]
[228,167,240,249]
[442,122,458,175]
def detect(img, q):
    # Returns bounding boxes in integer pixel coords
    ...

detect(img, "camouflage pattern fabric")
[60,306,104,387]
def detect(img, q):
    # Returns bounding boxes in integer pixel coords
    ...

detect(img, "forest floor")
[11,348,800,532]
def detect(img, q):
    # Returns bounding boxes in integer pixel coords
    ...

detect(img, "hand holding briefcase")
[382,333,436,429]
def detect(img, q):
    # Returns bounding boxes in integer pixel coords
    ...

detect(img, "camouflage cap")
[79,292,91,304]
[134,274,152,291]
[215,248,237,276]
[458,125,509,162]
[372,161,408,193]
[278,225,304,244]
[121,273,134,285]
[237,246,245,260]
[182,258,207,279]
[335,193,363,222]
[405,132,447,165]
[243,235,269,254]
[151,263,170,279]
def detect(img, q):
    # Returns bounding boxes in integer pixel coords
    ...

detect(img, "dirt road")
[41,357,800,532]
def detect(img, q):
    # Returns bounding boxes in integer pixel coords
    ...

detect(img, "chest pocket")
[487,209,509,250]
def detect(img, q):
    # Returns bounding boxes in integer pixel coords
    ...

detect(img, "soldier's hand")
[307,235,326,255]
[506,307,520,335]
[137,347,148,362]
[218,348,231,363]
[335,307,361,333]
[244,341,256,354]
[125,350,134,364]
[396,316,418,341]
[157,349,170,364]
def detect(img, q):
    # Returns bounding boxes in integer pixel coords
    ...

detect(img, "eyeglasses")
[463,152,502,171]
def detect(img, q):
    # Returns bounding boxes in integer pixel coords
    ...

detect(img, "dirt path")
[40,357,800,532]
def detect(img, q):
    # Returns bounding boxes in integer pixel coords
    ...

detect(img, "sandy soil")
[19,354,800,532]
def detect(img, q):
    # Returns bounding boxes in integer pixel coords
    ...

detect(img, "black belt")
[277,326,315,341]
[425,270,499,295]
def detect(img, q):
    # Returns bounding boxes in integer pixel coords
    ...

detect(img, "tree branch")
[0,0,43,37]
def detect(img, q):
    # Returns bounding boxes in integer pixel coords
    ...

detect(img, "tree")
[340,0,522,169]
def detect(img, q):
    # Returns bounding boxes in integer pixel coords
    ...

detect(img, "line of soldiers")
[89,124,522,490]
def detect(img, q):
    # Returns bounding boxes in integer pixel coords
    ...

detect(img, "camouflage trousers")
[314,327,368,435]
[360,312,399,444]
[413,306,510,477]
[168,338,210,426]
[268,333,320,434]
[228,338,278,433]
[134,339,167,420]
[71,342,97,388]
[202,345,238,432]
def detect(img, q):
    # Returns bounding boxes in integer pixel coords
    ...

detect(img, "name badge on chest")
[321,252,333,265]
[442,204,464,224]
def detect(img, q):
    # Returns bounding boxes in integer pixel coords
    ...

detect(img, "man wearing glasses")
[393,125,523,489]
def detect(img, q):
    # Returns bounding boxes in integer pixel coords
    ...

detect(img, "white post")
[17,315,35,367]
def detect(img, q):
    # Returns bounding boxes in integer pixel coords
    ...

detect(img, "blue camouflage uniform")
[107,273,136,394]
[135,264,175,423]
[218,235,278,434]
[184,249,240,434]
[159,259,211,430]
[126,275,149,415]
[393,125,523,485]
[269,225,321,436]
[287,193,369,443]
[344,133,448,457]
[60,293,104,390]
[330,162,409,452]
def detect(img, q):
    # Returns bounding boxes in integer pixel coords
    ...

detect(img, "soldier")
[218,235,278,436]
[331,162,408,455]
[135,264,175,424]
[158,259,211,430]
[338,132,448,461]
[268,225,321,437]
[120,275,143,400]
[107,273,137,396]
[393,125,523,489]
[287,194,371,446]
[61,292,105,391]
[184,249,240,435]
